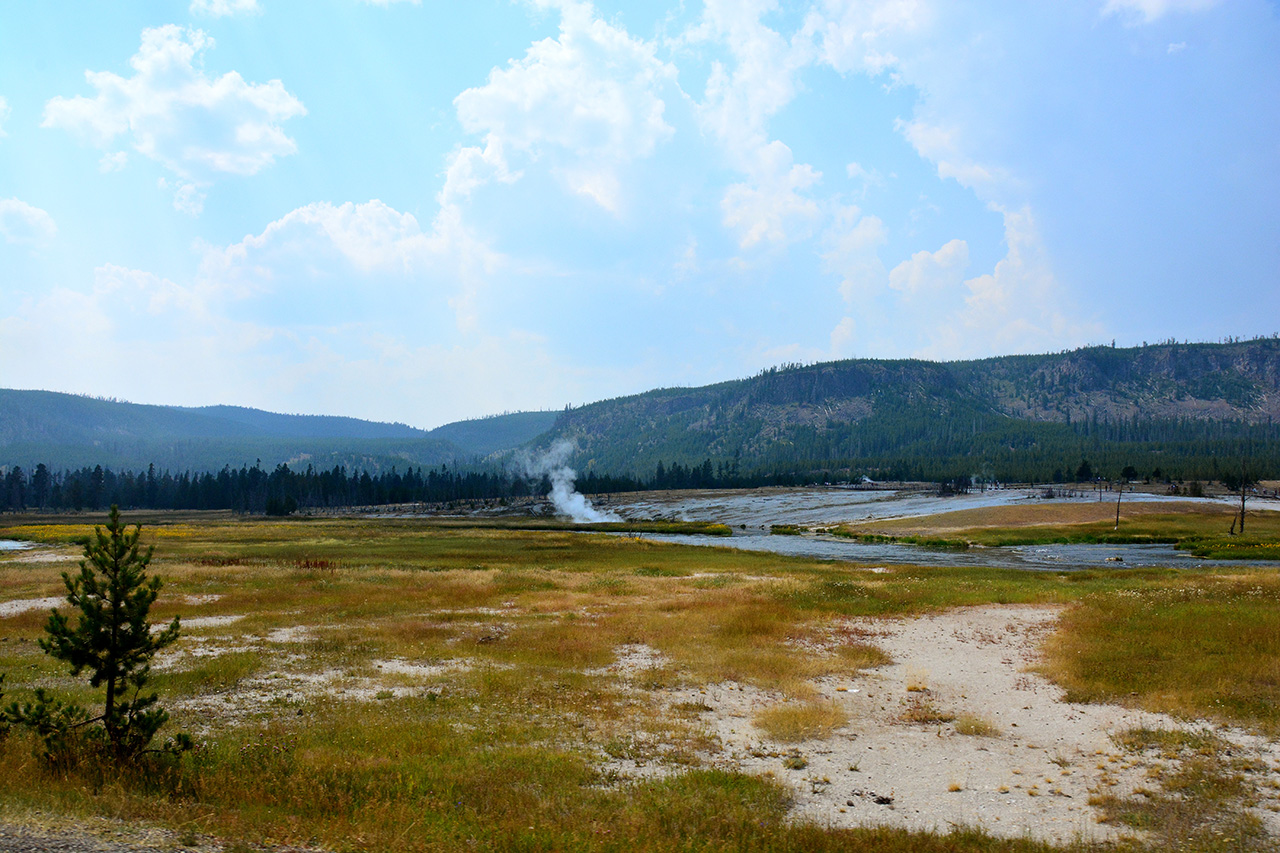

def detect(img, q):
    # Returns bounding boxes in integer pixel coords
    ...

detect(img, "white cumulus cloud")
[897,117,1014,197]
[202,198,502,333]
[688,0,825,247]
[919,207,1099,357]
[721,141,822,248]
[888,238,969,295]
[42,25,305,209]
[172,181,207,216]
[439,136,518,207]
[189,0,261,17]
[0,198,57,246]
[99,151,128,172]
[823,204,888,304]
[811,0,927,75]
[452,0,675,210]
[828,316,858,359]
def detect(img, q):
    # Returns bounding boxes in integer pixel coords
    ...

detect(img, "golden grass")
[754,701,849,743]
[899,694,955,725]
[837,500,1280,560]
[954,713,1001,737]
[847,500,1218,536]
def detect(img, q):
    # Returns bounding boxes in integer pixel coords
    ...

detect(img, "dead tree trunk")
[1239,460,1248,535]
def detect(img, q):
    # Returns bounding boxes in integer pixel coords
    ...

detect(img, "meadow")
[0,509,1276,852]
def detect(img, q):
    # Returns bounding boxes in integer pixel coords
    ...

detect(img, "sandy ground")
[0,597,64,618]
[637,605,1280,845]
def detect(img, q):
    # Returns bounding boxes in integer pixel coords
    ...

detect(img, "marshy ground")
[0,504,1277,852]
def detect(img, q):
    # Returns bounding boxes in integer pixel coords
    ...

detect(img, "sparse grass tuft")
[782,751,808,770]
[1092,725,1271,852]
[954,713,1000,737]
[900,694,955,725]
[754,701,849,743]
[836,641,892,670]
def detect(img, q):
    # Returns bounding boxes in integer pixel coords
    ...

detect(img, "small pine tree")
[36,505,184,759]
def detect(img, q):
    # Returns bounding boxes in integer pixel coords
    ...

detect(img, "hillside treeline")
[0,462,541,514]
[562,408,1280,486]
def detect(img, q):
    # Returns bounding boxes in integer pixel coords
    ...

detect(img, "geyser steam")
[522,439,620,523]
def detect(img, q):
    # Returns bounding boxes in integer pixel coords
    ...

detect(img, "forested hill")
[540,339,1280,482]
[0,391,555,472]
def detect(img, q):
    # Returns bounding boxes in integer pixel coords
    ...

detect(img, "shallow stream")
[608,486,1280,571]
[627,531,1265,571]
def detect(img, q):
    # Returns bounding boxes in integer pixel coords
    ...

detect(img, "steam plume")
[521,439,620,523]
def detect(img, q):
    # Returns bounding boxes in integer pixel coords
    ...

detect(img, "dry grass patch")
[954,713,1001,737]
[754,701,849,743]
[835,642,892,670]
[842,500,1224,538]
[5,510,1279,852]
[899,693,956,725]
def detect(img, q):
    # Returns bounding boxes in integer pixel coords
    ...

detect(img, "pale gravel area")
[180,614,244,630]
[0,550,79,564]
[638,605,1280,845]
[167,645,481,731]
[0,597,64,618]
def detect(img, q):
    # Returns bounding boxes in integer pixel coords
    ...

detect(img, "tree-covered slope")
[0,391,563,473]
[426,410,558,458]
[537,339,1280,480]
[183,405,429,440]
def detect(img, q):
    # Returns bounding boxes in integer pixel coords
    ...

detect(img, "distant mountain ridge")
[536,338,1280,479]
[0,390,555,472]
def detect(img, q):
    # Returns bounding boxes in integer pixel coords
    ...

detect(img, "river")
[606,486,1280,571]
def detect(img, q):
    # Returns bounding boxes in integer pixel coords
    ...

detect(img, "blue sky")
[1,0,1277,428]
